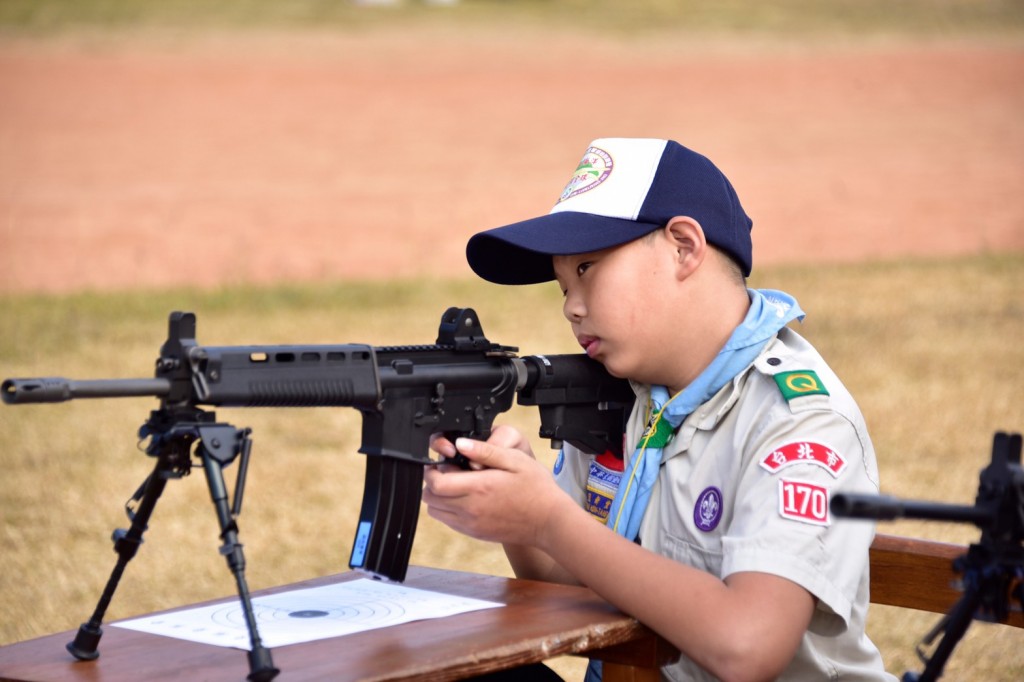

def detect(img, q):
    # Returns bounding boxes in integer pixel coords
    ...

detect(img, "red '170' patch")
[759,441,847,478]
[778,479,830,526]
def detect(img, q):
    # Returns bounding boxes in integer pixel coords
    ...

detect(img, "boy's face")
[553,232,676,386]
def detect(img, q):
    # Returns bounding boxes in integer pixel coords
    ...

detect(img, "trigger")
[445,453,473,470]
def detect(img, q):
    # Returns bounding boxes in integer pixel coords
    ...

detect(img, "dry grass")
[2,254,1022,679]
[2,0,1022,39]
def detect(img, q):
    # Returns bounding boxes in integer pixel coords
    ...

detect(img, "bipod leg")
[67,455,174,661]
[903,587,980,682]
[199,426,279,682]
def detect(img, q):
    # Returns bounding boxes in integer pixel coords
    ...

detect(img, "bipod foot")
[66,622,102,661]
[247,645,280,682]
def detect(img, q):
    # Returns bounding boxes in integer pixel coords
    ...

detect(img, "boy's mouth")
[577,335,600,357]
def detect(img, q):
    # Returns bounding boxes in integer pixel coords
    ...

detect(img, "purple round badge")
[694,486,723,532]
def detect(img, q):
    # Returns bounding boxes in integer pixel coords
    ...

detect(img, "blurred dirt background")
[1,23,1022,293]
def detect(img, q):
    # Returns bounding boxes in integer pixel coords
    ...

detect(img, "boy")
[423,138,894,681]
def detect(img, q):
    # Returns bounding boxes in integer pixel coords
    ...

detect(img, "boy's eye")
[576,261,593,277]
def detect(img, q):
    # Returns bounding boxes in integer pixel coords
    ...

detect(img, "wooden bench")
[869,533,1022,628]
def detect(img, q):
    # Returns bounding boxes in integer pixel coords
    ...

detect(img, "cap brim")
[466,212,659,285]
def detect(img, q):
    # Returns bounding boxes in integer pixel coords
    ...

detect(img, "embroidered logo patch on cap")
[548,138,667,221]
[559,146,614,203]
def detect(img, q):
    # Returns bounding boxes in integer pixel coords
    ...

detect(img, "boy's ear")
[663,216,706,279]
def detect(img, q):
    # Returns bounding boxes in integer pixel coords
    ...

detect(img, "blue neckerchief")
[585,288,804,682]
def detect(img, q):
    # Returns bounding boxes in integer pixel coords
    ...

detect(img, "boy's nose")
[562,293,585,322]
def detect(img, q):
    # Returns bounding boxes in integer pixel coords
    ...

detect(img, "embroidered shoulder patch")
[585,451,623,524]
[759,441,847,478]
[778,478,830,526]
[773,370,829,401]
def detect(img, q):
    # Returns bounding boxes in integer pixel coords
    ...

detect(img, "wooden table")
[0,567,676,682]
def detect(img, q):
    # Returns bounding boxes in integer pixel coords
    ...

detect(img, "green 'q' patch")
[773,370,829,401]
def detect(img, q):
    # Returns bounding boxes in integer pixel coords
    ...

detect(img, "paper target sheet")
[113,578,505,650]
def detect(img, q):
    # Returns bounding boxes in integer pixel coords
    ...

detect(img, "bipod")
[67,406,279,682]
[901,432,1024,682]
[901,572,981,682]
[902,540,1024,682]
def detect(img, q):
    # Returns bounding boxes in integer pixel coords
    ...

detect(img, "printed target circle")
[210,598,407,628]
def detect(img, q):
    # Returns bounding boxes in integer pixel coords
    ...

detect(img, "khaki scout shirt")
[554,328,896,681]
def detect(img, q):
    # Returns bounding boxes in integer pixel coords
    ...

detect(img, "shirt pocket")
[660,531,724,578]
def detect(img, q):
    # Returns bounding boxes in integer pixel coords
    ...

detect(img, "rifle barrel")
[831,493,994,525]
[1,377,172,404]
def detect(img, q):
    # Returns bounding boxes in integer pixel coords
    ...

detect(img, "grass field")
[2,254,1022,678]
[2,0,1023,38]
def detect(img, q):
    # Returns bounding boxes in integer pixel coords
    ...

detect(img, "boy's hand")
[423,425,564,548]
[429,432,487,471]
[429,424,536,470]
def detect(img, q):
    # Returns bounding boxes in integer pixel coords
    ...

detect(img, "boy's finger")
[429,433,457,459]
[454,437,515,470]
[488,424,526,450]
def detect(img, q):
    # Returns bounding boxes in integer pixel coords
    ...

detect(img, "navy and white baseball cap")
[466,138,753,284]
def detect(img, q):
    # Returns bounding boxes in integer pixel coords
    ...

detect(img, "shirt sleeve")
[552,443,590,505]
[720,407,879,633]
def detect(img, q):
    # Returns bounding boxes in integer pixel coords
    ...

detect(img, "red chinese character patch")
[778,478,830,526]
[759,441,847,478]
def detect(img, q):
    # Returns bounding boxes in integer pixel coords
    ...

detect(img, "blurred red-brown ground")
[1,30,1022,293]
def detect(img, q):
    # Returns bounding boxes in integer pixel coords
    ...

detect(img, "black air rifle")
[2,307,635,681]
